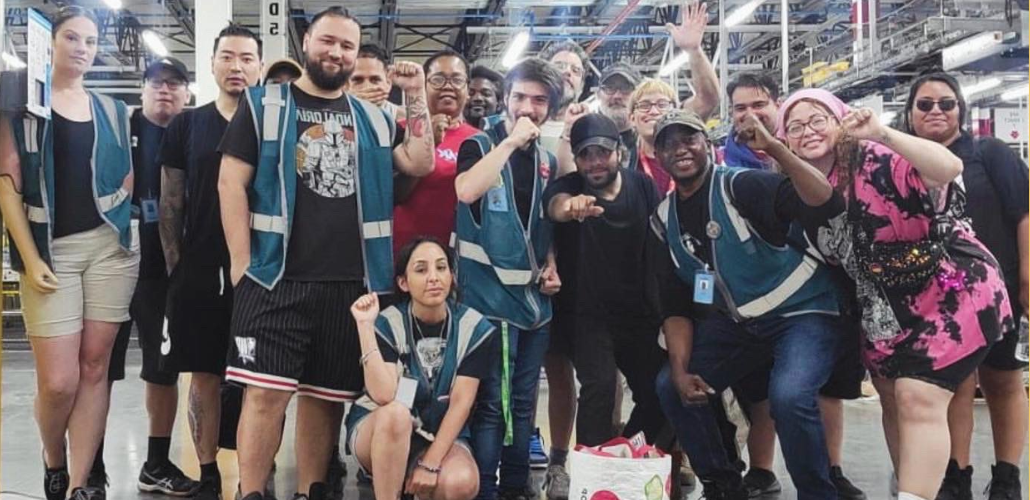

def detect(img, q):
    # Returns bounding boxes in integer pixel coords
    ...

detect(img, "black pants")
[564,313,668,447]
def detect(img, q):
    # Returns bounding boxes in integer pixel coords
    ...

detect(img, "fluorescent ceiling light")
[1,52,26,69]
[725,0,765,27]
[658,51,690,77]
[103,0,123,9]
[502,31,531,69]
[962,77,1002,97]
[142,30,169,57]
[1001,84,1029,101]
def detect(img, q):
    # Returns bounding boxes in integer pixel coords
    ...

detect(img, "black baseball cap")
[570,113,621,156]
[144,57,189,82]
[600,62,642,87]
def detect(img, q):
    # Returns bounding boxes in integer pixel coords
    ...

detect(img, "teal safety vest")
[654,166,840,320]
[453,115,556,330]
[6,92,134,271]
[345,300,495,437]
[243,84,396,292]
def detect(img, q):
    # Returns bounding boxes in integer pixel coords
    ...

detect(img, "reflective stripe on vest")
[456,239,535,285]
[362,220,392,240]
[23,117,38,153]
[354,99,391,147]
[95,94,123,148]
[736,255,819,317]
[97,188,129,213]
[24,204,46,223]
[720,177,751,243]
[380,306,408,354]
[263,86,286,142]
[250,213,287,234]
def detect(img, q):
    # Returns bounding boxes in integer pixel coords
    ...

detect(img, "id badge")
[396,376,418,409]
[694,271,715,305]
[486,186,508,212]
[141,198,159,224]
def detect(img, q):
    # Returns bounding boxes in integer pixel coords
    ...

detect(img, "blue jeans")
[655,313,840,500]
[471,322,550,500]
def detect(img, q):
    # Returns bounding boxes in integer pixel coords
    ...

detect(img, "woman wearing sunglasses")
[734,88,1012,500]
[903,72,1028,500]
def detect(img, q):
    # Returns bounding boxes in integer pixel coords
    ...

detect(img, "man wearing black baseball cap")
[649,110,849,499]
[542,113,668,454]
[98,55,197,497]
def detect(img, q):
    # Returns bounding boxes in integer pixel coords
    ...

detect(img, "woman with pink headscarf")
[734,89,1012,500]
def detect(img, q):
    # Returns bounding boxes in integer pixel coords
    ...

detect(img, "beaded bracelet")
[416,459,442,474]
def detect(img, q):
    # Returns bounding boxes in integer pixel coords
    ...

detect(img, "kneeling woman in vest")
[347,237,496,500]
[0,6,136,500]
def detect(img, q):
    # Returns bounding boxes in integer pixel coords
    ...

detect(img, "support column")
[261,0,288,62]
[718,0,728,121]
[195,0,232,106]
[781,0,788,94]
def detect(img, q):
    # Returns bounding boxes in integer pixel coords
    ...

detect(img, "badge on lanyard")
[396,376,419,409]
[694,268,715,305]
[486,185,508,212]
[141,198,159,224]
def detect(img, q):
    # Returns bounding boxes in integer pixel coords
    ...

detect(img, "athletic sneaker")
[291,482,327,500]
[699,479,748,500]
[544,464,570,500]
[138,461,201,496]
[985,462,1022,500]
[194,478,223,500]
[326,452,346,499]
[85,469,108,497]
[67,487,105,500]
[830,466,867,500]
[43,462,69,500]
[935,460,972,500]
[529,429,549,469]
[741,468,781,498]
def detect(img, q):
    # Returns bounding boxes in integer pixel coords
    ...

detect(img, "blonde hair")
[629,78,677,112]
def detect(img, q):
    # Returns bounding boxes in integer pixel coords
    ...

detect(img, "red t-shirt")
[393,122,480,254]
[637,150,675,195]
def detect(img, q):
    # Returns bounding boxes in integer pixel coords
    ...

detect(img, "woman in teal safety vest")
[347,237,495,500]
[0,7,136,500]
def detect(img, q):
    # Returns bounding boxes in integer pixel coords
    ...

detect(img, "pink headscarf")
[775,88,851,140]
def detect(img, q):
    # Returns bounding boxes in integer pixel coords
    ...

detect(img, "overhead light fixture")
[962,77,1002,97]
[103,0,123,9]
[725,0,766,28]
[1001,84,1029,101]
[658,51,690,77]
[502,31,531,69]
[1,51,26,69]
[142,30,169,57]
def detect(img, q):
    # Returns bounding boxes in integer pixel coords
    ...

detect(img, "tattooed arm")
[390,61,435,177]
[159,166,186,275]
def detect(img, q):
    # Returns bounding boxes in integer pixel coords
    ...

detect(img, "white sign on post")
[261,0,288,62]
[993,108,1029,143]
[26,8,52,118]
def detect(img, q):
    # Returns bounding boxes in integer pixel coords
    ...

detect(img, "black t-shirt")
[456,127,539,228]
[949,132,1029,301]
[52,112,103,238]
[378,316,496,382]
[159,102,230,270]
[219,85,404,282]
[544,169,659,318]
[646,167,835,320]
[132,112,169,279]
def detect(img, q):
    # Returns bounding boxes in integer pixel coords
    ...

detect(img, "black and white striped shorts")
[226,277,365,402]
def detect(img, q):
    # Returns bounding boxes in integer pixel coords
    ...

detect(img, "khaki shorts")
[20,223,140,337]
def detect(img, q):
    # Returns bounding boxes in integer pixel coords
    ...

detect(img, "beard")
[601,105,630,130]
[305,56,352,91]
[559,82,579,110]
[584,166,619,190]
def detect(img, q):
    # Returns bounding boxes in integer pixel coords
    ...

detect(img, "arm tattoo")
[404,93,429,142]
[159,168,186,273]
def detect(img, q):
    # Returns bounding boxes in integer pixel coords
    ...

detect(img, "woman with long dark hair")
[0,5,137,500]
[345,237,496,500]
[734,88,1012,500]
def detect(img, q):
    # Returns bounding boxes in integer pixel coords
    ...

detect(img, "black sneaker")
[194,478,223,500]
[498,488,535,500]
[741,468,781,498]
[985,462,1022,500]
[137,461,202,496]
[67,487,105,500]
[936,459,972,500]
[43,463,69,500]
[240,494,265,500]
[699,479,749,500]
[326,452,346,500]
[830,466,866,500]
[85,469,108,498]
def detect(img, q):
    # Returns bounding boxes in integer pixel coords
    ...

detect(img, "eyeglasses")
[552,61,584,76]
[785,115,832,139]
[427,74,468,89]
[634,100,674,113]
[915,98,957,113]
[146,78,186,90]
[600,84,634,96]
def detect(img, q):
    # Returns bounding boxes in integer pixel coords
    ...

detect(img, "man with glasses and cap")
[96,56,198,497]
[597,62,642,163]
[648,109,847,499]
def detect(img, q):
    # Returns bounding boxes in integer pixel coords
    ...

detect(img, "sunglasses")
[915,99,957,113]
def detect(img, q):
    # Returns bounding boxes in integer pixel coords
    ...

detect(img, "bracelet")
[416,459,442,474]
[360,348,380,365]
